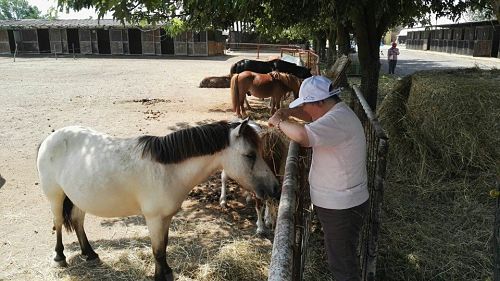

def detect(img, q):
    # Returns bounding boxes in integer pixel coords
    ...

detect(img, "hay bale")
[377,68,499,280]
[379,68,500,180]
[197,240,270,281]
[199,75,231,88]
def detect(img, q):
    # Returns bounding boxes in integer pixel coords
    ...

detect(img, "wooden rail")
[268,142,301,281]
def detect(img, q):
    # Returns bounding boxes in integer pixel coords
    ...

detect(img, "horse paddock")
[0,53,309,281]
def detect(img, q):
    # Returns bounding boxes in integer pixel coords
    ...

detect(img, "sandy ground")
[0,51,286,280]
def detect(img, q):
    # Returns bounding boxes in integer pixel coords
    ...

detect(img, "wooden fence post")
[492,178,500,281]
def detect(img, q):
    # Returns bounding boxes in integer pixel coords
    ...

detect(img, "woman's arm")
[269,108,311,147]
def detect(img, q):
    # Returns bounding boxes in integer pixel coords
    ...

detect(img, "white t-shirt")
[304,102,369,209]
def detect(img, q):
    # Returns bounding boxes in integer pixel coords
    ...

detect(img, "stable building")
[405,20,500,58]
[0,19,225,56]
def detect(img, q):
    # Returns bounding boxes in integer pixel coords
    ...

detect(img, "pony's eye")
[245,153,256,160]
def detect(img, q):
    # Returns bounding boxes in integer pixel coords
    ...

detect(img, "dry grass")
[376,68,499,281]
[39,208,275,281]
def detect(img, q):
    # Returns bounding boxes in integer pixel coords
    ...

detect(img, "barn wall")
[122,29,129,54]
[0,30,10,54]
[49,28,67,54]
[110,28,124,54]
[79,29,92,54]
[154,29,161,55]
[142,30,155,55]
[20,29,38,53]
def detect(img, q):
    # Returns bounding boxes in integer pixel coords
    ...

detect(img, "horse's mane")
[271,71,301,88]
[137,121,260,164]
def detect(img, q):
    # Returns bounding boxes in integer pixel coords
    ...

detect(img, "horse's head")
[222,119,280,200]
[300,67,313,79]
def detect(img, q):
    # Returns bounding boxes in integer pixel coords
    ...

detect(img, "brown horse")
[231,71,302,118]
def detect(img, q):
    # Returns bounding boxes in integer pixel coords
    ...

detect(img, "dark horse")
[230,59,312,79]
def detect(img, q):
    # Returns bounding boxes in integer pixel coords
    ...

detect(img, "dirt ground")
[0,52,297,281]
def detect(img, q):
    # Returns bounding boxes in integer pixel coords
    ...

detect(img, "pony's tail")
[230,63,236,76]
[231,73,240,113]
[62,196,75,232]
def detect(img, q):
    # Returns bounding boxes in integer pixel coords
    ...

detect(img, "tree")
[0,0,43,20]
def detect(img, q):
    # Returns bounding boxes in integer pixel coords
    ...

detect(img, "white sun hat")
[289,76,342,108]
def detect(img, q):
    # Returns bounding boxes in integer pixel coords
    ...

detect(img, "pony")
[231,71,302,118]
[36,120,279,281]
[199,75,231,88]
[230,59,312,79]
[219,127,288,235]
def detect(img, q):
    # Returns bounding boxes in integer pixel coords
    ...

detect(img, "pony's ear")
[235,118,250,137]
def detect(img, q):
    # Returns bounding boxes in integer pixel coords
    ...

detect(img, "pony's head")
[223,119,280,200]
[298,67,313,79]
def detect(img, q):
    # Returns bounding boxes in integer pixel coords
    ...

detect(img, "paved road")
[379,44,500,76]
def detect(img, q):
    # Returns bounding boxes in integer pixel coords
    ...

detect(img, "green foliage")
[44,6,58,20]
[0,0,43,20]
[164,18,187,36]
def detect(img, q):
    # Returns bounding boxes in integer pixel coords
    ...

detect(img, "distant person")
[388,42,400,74]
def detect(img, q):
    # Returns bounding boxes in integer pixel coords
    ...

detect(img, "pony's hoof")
[219,200,227,208]
[256,228,267,236]
[85,253,99,262]
[53,259,67,267]
[265,220,274,228]
[166,271,174,281]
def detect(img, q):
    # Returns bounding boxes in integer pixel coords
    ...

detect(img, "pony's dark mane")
[137,121,260,164]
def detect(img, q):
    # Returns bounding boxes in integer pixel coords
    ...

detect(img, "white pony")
[36,120,279,281]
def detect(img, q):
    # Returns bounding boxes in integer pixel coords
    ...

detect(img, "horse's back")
[37,126,145,217]
[271,59,312,78]
[232,59,272,74]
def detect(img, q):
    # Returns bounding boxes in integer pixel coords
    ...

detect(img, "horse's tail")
[62,196,75,232]
[231,73,240,112]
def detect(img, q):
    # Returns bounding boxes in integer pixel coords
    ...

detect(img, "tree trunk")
[493,0,500,21]
[351,6,385,111]
[336,21,351,87]
[316,32,327,61]
[327,27,337,68]
[337,21,350,57]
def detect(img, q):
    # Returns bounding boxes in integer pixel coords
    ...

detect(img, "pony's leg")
[270,97,277,115]
[239,93,247,118]
[220,170,228,208]
[244,97,252,110]
[255,198,266,235]
[264,200,276,229]
[72,208,99,261]
[48,194,67,267]
[146,215,174,281]
[243,191,252,204]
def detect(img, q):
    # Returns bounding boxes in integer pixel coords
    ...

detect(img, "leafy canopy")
[0,0,43,20]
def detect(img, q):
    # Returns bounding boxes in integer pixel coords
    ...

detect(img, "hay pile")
[377,68,499,280]
[197,240,271,281]
[379,68,499,181]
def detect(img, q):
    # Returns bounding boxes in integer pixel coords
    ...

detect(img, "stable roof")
[0,19,143,29]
